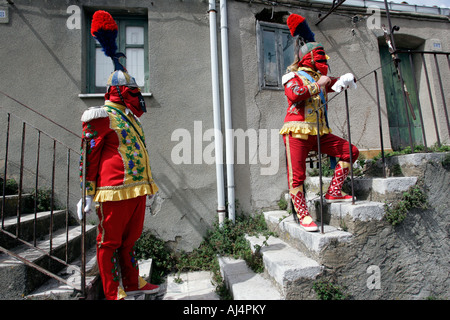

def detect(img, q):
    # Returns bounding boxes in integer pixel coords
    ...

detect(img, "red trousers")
[96,195,146,300]
[284,133,359,189]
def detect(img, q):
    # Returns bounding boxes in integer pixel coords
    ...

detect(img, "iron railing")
[1,4,449,294]
[0,109,88,298]
[312,49,449,233]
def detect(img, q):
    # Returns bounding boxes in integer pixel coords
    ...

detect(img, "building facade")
[0,0,448,251]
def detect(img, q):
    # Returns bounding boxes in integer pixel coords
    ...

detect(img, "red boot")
[325,161,354,203]
[125,276,160,296]
[290,186,318,232]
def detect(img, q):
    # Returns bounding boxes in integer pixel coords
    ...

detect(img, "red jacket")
[280,67,338,139]
[80,101,158,202]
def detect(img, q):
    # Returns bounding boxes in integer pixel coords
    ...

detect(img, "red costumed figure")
[77,11,159,300]
[281,14,359,232]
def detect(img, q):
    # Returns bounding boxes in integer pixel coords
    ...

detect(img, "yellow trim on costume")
[302,215,313,224]
[117,286,127,300]
[138,276,147,289]
[308,82,321,96]
[94,182,159,203]
[285,135,294,190]
[280,121,332,137]
[292,133,309,140]
[338,161,351,169]
[85,180,97,197]
[290,185,303,195]
[297,67,321,79]
[97,203,106,247]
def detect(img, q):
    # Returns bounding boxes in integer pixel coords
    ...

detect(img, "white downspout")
[219,0,235,223]
[208,0,226,225]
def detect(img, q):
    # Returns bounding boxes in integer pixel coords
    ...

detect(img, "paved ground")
[161,271,220,300]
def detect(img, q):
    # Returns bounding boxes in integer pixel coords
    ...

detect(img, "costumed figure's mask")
[91,10,147,117]
[105,70,147,117]
[106,85,147,118]
[298,44,330,76]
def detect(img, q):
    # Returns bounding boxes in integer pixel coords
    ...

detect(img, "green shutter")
[86,14,149,94]
[380,46,423,150]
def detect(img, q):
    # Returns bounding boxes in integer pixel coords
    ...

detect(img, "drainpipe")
[208,0,226,225]
[220,0,235,223]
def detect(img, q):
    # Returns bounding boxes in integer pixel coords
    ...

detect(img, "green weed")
[313,279,348,300]
[385,184,428,226]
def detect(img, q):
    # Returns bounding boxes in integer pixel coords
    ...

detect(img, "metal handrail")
[0,109,87,298]
[313,49,449,234]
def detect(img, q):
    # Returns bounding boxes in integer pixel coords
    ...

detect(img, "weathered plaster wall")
[0,0,448,252]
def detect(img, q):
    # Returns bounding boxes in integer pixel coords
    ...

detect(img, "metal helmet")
[106,70,139,89]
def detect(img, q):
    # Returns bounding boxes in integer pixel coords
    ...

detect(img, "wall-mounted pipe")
[208,0,226,225]
[220,0,235,223]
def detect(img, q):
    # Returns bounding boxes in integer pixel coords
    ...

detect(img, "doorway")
[379,46,423,151]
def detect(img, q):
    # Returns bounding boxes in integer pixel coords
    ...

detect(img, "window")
[257,21,295,89]
[86,13,149,94]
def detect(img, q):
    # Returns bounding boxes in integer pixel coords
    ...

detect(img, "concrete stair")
[218,255,283,300]
[306,176,417,203]
[219,153,446,300]
[0,193,98,300]
[26,250,156,300]
[24,245,99,300]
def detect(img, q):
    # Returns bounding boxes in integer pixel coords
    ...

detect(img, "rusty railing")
[0,108,88,298]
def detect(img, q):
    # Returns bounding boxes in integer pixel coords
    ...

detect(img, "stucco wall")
[0,0,448,252]
[227,0,449,217]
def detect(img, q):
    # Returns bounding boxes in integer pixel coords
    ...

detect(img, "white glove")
[77,195,93,220]
[332,73,357,93]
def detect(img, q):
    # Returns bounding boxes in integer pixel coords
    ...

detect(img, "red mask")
[105,86,146,117]
[299,47,329,76]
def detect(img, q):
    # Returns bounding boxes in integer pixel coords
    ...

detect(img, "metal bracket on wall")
[315,0,346,26]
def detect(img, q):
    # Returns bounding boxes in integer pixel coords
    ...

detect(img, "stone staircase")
[0,193,98,300]
[219,152,450,300]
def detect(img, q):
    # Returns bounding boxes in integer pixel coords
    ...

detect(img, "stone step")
[0,209,69,250]
[306,176,417,202]
[26,247,156,301]
[0,194,34,217]
[163,270,220,300]
[24,245,99,300]
[246,235,322,300]
[307,198,386,233]
[218,256,282,300]
[263,210,353,261]
[0,224,97,299]
[379,152,449,177]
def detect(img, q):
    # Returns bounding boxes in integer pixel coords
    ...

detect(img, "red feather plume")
[91,10,118,36]
[90,10,119,59]
[287,14,305,37]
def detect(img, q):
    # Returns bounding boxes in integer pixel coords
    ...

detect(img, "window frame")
[256,21,294,90]
[86,14,149,94]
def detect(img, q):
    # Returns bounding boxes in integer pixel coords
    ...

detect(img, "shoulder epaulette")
[81,106,109,122]
[282,72,296,86]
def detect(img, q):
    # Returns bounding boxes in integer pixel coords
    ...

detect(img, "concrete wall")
[0,0,448,252]
[227,0,449,216]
